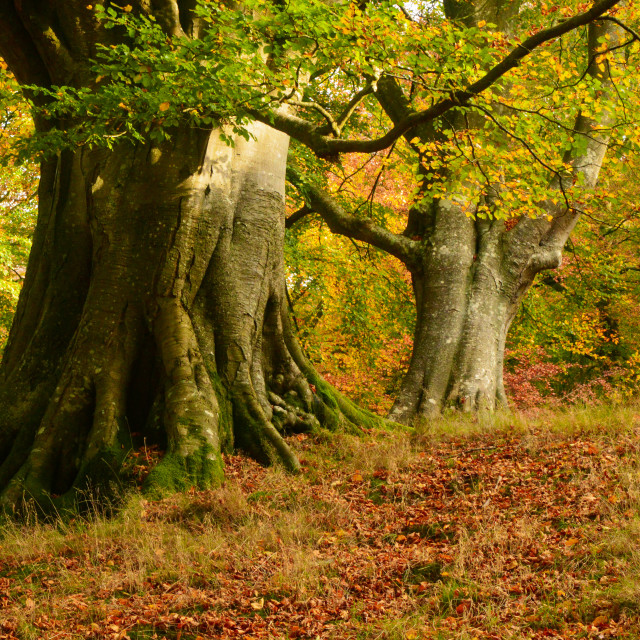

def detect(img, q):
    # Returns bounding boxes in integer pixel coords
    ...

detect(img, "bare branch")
[600,16,640,41]
[285,99,341,137]
[285,205,312,229]
[335,84,374,131]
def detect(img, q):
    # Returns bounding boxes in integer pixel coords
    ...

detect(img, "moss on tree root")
[311,377,388,433]
[143,444,224,498]
[209,372,234,454]
[0,351,399,517]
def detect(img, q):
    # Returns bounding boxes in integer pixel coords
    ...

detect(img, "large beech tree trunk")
[0,4,375,511]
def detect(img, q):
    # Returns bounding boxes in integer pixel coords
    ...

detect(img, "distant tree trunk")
[385,31,616,422]
[388,203,562,420]
[0,4,374,511]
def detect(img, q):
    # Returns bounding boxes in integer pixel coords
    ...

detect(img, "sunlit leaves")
[0,71,37,350]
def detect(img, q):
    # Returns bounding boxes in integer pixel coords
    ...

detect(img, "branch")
[600,16,640,41]
[0,4,50,88]
[335,84,374,131]
[287,168,419,266]
[285,205,312,229]
[253,0,622,156]
[285,99,341,137]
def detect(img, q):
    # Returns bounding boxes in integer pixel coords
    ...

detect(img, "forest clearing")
[1,405,640,640]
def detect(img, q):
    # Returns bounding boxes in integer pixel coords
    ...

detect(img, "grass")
[2,403,640,639]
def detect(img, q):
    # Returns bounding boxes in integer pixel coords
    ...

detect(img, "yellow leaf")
[123,4,133,12]
[251,597,264,610]
[405,630,418,640]
[159,102,171,112]
[478,20,486,27]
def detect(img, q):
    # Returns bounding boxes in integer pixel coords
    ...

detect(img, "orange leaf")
[159,102,171,112]
[593,615,608,628]
[456,600,471,615]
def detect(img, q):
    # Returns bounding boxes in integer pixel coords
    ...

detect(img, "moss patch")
[210,372,234,454]
[143,444,224,498]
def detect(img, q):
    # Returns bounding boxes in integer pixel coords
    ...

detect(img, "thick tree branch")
[253,0,621,157]
[374,75,440,147]
[0,3,50,88]
[287,168,419,267]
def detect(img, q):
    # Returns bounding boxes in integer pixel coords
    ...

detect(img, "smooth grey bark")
[0,1,378,512]
[389,12,620,421]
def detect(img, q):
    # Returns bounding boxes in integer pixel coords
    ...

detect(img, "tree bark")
[389,211,521,421]
[0,2,376,512]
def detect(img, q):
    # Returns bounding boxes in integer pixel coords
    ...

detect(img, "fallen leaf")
[456,600,471,615]
[593,615,608,628]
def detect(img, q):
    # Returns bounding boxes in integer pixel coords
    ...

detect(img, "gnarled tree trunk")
[388,206,549,421]
[0,4,375,512]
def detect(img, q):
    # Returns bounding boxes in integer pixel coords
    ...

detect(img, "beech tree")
[0,0,630,507]
[0,0,385,510]
[287,0,638,421]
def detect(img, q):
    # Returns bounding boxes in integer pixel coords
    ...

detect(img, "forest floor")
[1,404,640,640]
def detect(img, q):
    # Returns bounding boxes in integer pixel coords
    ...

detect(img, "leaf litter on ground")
[1,404,640,639]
